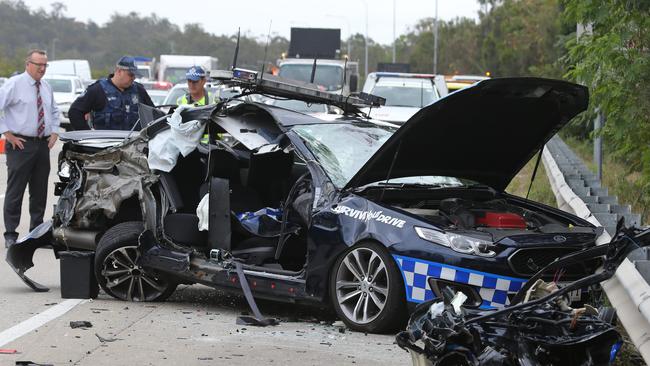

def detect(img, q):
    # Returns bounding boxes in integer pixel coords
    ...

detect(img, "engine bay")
[362,186,595,236]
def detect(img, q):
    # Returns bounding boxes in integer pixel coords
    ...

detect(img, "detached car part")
[396,223,650,365]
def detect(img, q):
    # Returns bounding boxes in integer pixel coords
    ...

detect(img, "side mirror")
[349,74,358,93]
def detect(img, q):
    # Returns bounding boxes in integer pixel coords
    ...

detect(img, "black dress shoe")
[5,238,16,248]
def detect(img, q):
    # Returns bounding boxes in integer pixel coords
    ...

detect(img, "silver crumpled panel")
[62,135,158,230]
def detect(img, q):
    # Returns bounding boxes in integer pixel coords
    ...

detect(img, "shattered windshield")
[293,123,394,187]
[279,64,343,91]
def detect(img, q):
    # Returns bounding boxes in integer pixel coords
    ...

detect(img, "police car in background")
[360,72,449,124]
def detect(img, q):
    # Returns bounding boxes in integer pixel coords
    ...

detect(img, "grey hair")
[26,49,47,61]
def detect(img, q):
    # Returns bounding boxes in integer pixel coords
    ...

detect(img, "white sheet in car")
[148,104,206,172]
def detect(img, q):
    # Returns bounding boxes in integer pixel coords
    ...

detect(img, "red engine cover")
[476,212,526,229]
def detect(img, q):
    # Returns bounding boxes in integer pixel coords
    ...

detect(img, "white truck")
[45,59,93,86]
[277,28,359,95]
[277,58,359,95]
[158,55,218,84]
[133,56,156,81]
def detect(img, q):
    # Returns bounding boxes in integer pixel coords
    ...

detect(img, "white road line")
[0,299,85,347]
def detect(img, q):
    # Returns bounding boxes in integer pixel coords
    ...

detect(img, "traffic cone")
[0,138,5,154]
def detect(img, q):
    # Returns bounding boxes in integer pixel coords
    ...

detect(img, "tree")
[563,0,650,214]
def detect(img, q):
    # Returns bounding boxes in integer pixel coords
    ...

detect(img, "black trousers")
[3,139,50,240]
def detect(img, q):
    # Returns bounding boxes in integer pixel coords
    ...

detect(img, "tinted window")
[279,64,343,91]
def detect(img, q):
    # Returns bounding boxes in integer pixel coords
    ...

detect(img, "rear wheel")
[330,241,406,333]
[95,221,176,301]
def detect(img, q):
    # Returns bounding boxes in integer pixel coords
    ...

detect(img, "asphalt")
[0,139,408,365]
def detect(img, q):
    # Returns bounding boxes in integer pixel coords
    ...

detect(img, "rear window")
[370,80,438,108]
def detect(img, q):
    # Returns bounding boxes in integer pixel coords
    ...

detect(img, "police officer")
[69,56,154,130]
[177,66,211,106]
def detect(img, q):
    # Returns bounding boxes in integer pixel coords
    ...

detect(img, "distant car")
[147,90,169,106]
[360,72,449,124]
[446,75,491,93]
[43,74,85,131]
[139,80,173,107]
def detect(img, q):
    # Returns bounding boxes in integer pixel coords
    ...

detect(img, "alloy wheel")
[334,247,390,324]
[101,245,169,301]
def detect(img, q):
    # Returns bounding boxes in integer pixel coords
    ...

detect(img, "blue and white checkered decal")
[393,254,527,309]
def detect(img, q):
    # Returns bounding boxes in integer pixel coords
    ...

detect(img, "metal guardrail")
[544,135,641,236]
[543,134,650,363]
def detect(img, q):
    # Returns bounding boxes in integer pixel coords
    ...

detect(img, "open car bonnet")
[345,78,589,191]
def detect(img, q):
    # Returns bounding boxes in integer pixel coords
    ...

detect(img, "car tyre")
[95,221,177,302]
[330,241,406,333]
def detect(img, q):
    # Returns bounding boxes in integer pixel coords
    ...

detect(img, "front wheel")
[95,221,177,301]
[330,241,406,333]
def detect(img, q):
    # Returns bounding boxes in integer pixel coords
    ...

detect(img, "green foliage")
[0,0,289,75]
[563,0,650,208]
[478,0,565,77]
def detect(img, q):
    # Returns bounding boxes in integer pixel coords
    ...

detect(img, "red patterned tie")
[36,81,45,137]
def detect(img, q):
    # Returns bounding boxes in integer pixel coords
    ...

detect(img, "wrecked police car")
[7,74,604,333]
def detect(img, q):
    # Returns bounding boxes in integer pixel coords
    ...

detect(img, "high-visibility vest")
[177,90,218,143]
[177,89,210,106]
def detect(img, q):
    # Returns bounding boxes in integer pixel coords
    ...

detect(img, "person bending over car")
[68,56,153,131]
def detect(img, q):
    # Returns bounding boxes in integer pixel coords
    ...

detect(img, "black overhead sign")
[288,28,341,59]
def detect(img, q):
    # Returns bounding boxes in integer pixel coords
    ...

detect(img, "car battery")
[60,251,99,299]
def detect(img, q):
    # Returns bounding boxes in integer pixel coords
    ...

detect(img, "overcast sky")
[23,0,481,44]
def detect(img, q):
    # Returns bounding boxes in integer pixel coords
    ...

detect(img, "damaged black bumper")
[5,221,58,292]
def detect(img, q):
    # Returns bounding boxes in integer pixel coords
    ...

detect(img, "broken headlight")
[415,227,496,257]
[58,160,71,179]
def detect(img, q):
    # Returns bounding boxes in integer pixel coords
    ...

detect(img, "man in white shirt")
[0,49,60,248]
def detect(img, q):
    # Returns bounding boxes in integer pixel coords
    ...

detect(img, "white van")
[158,55,218,84]
[46,60,92,85]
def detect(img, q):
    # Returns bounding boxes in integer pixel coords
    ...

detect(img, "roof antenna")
[260,20,272,81]
[232,27,241,70]
[310,58,317,84]
[340,56,348,97]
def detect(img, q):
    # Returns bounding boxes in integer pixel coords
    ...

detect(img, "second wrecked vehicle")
[8,73,605,333]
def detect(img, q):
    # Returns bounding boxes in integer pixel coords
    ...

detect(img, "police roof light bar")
[212,68,385,110]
